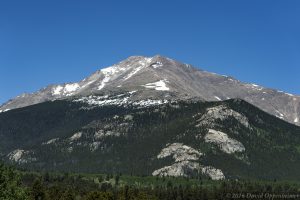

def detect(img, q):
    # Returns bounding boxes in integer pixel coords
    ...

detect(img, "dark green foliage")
[0,163,28,200]
[1,99,300,199]
[60,188,76,200]
[8,171,297,200]
[85,191,113,200]
[1,99,300,180]
[30,178,46,200]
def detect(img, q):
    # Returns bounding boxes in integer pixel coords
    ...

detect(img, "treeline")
[1,163,300,200]
[0,163,27,200]
[25,177,300,200]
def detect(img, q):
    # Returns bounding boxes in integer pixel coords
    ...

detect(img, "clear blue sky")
[1,0,299,104]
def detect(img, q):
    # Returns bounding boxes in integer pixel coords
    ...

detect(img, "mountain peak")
[0,55,299,126]
[122,55,180,66]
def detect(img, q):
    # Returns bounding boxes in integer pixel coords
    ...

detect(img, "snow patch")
[122,57,153,80]
[128,90,137,95]
[53,83,80,96]
[214,96,221,101]
[123,57,153,82]
[151,62,163,68]
[143,80,170,91]
[132,99,168,107]
[53,85,64,95]
[245,83,263,91]
[75,96,130,107]
[0,109,10,113]
[124,65,144,80]
[64,83,80,95]
[98,74,111,90]
[294,117,299,123]
[142,57,152,64]
[275,110,284,119]
[82,80,96,88]
[204,129,245,154]
[74,92,169,108]
[185,64,191,68]
[98,65,126,90]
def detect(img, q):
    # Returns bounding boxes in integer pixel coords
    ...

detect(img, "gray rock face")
[1,55,299,126]
[195,105,250,128]
[152,143,225,180]
[204,129,245,154]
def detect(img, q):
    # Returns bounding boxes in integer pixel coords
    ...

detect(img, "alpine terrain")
[1,55,299,126]
[1,55,300,181]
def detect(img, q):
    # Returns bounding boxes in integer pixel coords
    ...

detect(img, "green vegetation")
[1,163,300,200]
[1,99,300,199]
[1,99,300,180]
[0,163,27,200]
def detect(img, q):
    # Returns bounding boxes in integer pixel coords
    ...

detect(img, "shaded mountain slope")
[1,97,300,180]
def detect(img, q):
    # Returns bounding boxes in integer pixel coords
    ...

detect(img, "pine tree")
[0,163,28,200]
[30,178,47,200]
[60,188,75,200]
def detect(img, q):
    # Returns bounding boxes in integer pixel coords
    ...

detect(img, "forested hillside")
[1,163,300,200]
[1,98,300,181]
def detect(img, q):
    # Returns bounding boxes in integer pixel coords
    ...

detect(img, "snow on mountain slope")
[0,55,299,126]
[142,79,170,91]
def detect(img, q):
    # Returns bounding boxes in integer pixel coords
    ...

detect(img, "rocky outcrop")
[7,149,36,164]
[152,143,225,180]
[196,105,250,128]
[204,129,245,154]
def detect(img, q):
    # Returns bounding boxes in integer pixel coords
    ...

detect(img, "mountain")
[1,55,300,181]
[0,55,299,126]
[1,98,300,180]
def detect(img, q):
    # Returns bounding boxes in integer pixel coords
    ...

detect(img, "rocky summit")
[1,55,299,126]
